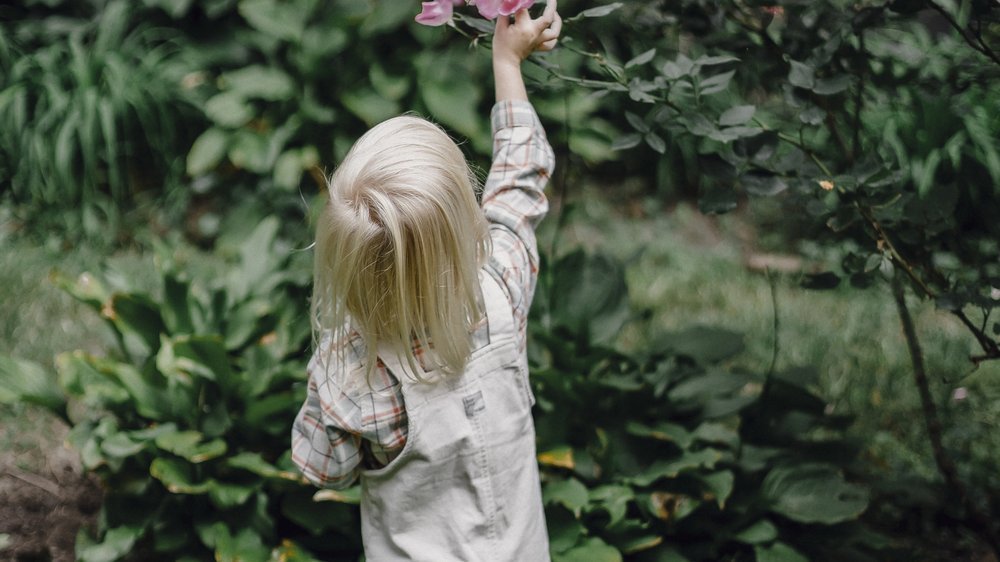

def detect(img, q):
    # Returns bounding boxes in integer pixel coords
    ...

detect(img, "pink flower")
[415,0,464,26]
[471,0,535,20]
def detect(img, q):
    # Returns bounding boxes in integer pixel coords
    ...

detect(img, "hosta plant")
[0,218,363,561]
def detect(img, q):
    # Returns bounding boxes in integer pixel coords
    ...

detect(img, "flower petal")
[471,0,501,19]
[498,0,534,16]
[415,0,455,26]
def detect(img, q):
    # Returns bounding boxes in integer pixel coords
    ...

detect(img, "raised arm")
[482,1,561,347]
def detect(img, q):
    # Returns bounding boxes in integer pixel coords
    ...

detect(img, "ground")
[0,408,100,562]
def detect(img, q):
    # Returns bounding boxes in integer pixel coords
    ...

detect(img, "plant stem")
[891,277,1000,556]
[927,0,1000,67]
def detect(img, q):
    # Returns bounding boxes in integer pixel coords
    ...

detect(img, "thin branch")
[852,33,866,160]
[927,0,1000,67]
[854,203,937,298]
[891,277,1000,556]
[766,269,780,378]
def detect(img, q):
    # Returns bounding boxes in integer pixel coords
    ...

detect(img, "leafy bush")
[0,220,366,561]
[528,250,876,561]
[1,235,876,560]
[0,0,197,239]
[526,0,999,549]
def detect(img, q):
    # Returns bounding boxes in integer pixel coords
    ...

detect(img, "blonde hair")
[311,115,490,379]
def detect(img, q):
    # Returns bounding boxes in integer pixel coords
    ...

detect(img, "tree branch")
[891,277,1000,556]
[927,0,1000,67]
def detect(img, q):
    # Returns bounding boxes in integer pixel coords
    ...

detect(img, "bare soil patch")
[0,411,101,562]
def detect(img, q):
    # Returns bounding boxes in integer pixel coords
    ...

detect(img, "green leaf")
[567,3,624,22]
[611,134,642,151]
[699,70,735,95]
[813,75,851,95]
[699,470,734,508]
[554,537,623,562]
[549,251,630,345]
[754,542,809,562]
[208,480,256,508]
[719,105,756,127]
[630,449,723,486]
[626,49,656,69]
[227,130,271,173]
[238,0,305,41]
[186,127,229,176]
[692,422,739,448]
[56,352,130,407]
[342,88,399,127]
[282,488,360,534]
[626,421,693,448]
[544,477,590,516]
[370,64,411,101]
[162,274,194,334]
[227,452,282,477]
[547,504,585,553]
[359,0,414,36]
[788,60,815,89]
[681,114,716,137]
[588,485,633,527]
[657,326,745,364]
[156,335,234,392]
[799,106,824,126]
[155,429,227,463]
[625,112,649,133]
[221,65,295,101]
[150,457,210,494]
[645,132,666,154]
[734,519,779,544]
[109,293,167,356]
[695,55,740,67]
[0,355,66,413]
[762,463,869,524]
[77,525,144,562]
[100,432,146,459]
[204,92,253,128]
[52,271,110,311]
[214,526,270,562]
[417,51,483,143]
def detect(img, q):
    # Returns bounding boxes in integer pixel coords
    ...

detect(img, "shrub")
[0,0,197,240]
[0,234,876,560]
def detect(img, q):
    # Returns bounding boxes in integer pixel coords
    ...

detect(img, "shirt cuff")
[490,100,542,134]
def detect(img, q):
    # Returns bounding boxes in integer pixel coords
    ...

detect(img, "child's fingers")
[513,8,531,27]
[538,27,559,45]
[496,11,509,32]
[541,0,557,22]
[548,12,562,38]
[538,38,558,51]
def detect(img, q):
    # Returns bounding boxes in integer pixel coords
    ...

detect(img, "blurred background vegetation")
[1,0,998,560]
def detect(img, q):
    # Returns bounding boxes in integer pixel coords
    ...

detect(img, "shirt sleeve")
[482,100,555,345]
[290,353,363,489]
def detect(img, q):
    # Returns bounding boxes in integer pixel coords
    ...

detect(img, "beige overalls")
[359,270,550,561]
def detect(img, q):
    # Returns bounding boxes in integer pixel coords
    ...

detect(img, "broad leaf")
[762,463,869,524]
[0,355,66,413]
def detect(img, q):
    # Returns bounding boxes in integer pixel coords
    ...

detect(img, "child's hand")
[493,0,562,69]
[492,0,561,102]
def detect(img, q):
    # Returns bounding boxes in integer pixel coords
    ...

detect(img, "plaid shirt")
[292,100,554,489]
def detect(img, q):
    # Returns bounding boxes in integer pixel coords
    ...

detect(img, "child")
[292,2,562,560]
